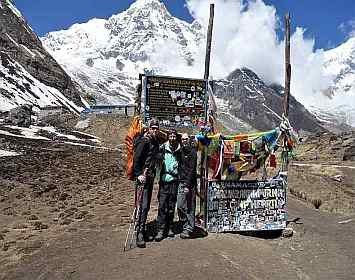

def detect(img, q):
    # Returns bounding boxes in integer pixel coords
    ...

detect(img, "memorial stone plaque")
[207,178,287,232]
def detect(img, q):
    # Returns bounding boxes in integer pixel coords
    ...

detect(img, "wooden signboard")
[207,177,287,232]
[143,75,207,128]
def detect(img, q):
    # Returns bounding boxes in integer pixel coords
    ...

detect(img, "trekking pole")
[123,186,136,252]
[123,181,144,251]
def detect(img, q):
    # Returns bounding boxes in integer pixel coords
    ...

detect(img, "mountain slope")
[0,0,85,113]
[324,37,355,96]
[214,68,325,133]
[319,37,355,126]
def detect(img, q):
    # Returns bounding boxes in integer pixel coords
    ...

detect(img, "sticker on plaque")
[170,91,176,99]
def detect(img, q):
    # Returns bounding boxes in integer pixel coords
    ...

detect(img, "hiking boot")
[136,232,146,248]
[180,230,191,239]
[155,230,164,242]
[168,228,175,238]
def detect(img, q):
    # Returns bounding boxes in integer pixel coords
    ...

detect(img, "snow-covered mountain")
[317,37,355,127]
[40,0,354,131]
[42,0,204,105]
[324,37,355,96]
[0,0,85,113]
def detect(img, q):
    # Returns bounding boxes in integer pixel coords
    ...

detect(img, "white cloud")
[181,0,341,113]
[338,19,355,38]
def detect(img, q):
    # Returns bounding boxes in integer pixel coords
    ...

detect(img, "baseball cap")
[148,118,159,128]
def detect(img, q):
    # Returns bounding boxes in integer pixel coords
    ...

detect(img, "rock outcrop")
[0,0,84,112]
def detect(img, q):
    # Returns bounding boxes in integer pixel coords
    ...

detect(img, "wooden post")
[282,13,291,172]
[283,13,291,117]
[135,74,143,116]
[204,4,215,80]
[200,4,215,228]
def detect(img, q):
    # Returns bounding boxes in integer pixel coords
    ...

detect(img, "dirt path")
[2,193,355,280]
[1,120,354,280]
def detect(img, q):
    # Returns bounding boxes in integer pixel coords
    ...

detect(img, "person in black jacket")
[177,133,197,239]
[133,118,160,248]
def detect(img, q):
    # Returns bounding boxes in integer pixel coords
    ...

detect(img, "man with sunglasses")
[133,118,160,248]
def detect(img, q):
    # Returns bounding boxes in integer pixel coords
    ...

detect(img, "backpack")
[124,116,143,180]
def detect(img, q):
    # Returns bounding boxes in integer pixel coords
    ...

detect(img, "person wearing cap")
[133,118,160,248]
[177,133,197,238]
[155,128,181,242]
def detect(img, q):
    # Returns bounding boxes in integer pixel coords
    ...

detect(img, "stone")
[74,210,88,220]
[28,214,39,221]
[6,104,33,127]
[343,145,355,161]
[32,221,48,230]
[12,223,28,230]
[282,227,294,238]
[59,218,72,226]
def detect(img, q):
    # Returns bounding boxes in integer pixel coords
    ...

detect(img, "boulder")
[343,145,355,161]
[6,104,33,127]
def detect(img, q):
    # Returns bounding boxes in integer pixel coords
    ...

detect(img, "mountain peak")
[129,0,165,10]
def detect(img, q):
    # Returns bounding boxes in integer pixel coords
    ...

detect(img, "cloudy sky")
[15,0,355,49]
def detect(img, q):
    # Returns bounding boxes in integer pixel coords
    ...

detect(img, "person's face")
[149,126,159,138]
[168,133,177,146]
[181,134,189,147]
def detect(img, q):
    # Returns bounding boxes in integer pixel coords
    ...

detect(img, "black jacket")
[178,145,197,187]
[133,134,159,178]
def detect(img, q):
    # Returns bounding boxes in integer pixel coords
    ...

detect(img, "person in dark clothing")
[155,129,181,242]
[133,118,160,248]
[177,133,197,239]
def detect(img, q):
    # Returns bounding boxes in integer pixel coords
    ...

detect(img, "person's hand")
[138,175,146,184]
[184,187,190,194]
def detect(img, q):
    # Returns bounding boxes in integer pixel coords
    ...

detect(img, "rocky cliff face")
[214,68,325,133]
[0,0,85,112]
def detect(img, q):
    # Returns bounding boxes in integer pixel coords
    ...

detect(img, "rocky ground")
[0,115,354,280]
[289,131,355,215]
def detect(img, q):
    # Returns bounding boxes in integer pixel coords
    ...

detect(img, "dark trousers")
[177,184,196,233]
[156,181,178,231]
[136,178,154,233]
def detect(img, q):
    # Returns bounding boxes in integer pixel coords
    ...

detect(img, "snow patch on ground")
[75,119,90,130]
[0,149,21,157]
[0,127,49,140]
[0,125,101,143]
